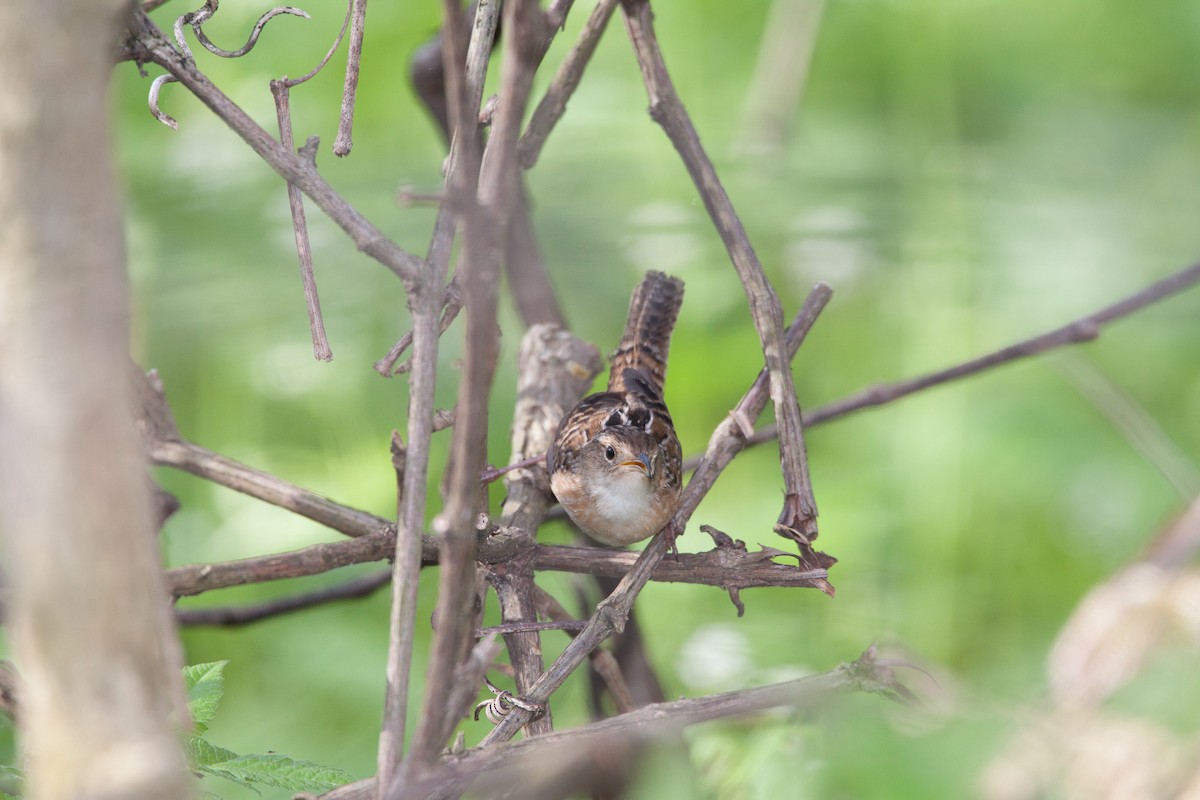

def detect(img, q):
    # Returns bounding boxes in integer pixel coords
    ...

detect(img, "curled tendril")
[153,0,311,130]
[173,0,310,62]
[472,679,545,726]
[149,74,180,129]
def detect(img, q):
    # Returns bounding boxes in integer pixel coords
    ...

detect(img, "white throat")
[590,470,653,530]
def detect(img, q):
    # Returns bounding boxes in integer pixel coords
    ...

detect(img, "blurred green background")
[22,0,1200,796]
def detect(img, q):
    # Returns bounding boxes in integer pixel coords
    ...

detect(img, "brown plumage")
[548,271,685,546]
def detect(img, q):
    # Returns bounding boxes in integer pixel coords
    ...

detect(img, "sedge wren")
[548,271,685,547]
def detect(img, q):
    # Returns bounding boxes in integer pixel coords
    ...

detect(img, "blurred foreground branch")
[323,647,911,800]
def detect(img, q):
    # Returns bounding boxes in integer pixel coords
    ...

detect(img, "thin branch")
[621,0,820,558]
[122,11,426,289]
[163,533,829,599]
[684,284,837,590]
[731,260,1200,455]
[518,0,620,170]
[333,0,367,156]
[151,438,388,537]
[270,81,332,360]
[280,0,353,88]
[381,0,584,373]
[476,619,588,637]
[168,529,397,597]
[175,568,390,625]
[533,587,636,715]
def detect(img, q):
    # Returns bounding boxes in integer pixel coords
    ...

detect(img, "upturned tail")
[608,271,685,395]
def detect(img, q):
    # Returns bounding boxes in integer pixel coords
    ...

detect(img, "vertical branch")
[0,1,192,796]
[376,1,500,794]
[270,80,332,360]
[620,0,821,550]
[490,326,603,737]
[333,0,368,156]
[404,0,547,775]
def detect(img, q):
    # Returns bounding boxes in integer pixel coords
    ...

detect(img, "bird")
[548,271,685,547]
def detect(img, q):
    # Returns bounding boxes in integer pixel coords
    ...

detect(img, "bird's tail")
[608,271,685,395]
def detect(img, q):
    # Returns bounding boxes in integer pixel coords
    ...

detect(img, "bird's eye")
[604,445,616,461]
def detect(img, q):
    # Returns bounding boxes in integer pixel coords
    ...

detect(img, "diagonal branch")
[735,260,1200,452]
[518,0,621,170]
[620,0,820,558]
[326,647,910,800]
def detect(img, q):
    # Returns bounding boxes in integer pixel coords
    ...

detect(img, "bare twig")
[533,586,636,715]
[686,284,837,590]
[480,453,546,484]
[176,568,391,625]
[381,0,585,373]
[475,619,588,636]
[518,0,620,169]
[134,367,389,537]
[732,260,1200,454]
[151,439,388,537]
[168,529,398,597]
[123,11,426,288]
[375,291,463,376]
[148,73,179,128]
[621,0,821,558]
[280,0,353,88]
[333,0,367,156]
[271,81,332,360]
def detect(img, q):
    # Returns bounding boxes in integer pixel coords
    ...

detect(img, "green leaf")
[184,735,239,769]
[197,764,260,795]
[204,754,353,793]
[182,661,227,727]
[0,763,23,797]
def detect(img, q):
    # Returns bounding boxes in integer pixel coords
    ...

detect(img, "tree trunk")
[0,2,193,797]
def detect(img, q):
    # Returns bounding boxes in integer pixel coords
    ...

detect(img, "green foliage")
[0,764,22,799]
[185,662,352,796]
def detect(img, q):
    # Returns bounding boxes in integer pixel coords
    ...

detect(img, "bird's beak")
[618,454,652,476]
